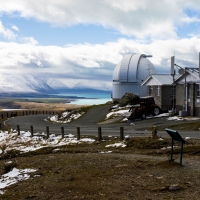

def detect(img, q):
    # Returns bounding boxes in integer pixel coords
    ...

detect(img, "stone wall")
[161,86,175,111]
[147,86,174,111]
[176,84,185,114]
[152,86,161,107]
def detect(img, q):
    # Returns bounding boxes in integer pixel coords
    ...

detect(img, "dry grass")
[161,121,200,131]
[0,99,86,111]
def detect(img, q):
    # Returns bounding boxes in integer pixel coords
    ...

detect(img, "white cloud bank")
[0,0,200,39]
[0,0,199,84]
[0,37,200,80]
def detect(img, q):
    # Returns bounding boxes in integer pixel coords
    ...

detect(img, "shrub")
[119,92,140,107]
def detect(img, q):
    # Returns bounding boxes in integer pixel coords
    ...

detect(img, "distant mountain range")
[0,73,111,97]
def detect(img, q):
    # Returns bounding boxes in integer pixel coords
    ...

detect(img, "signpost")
[165,128,186,166]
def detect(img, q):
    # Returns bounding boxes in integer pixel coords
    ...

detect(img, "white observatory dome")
[112,53,157,99]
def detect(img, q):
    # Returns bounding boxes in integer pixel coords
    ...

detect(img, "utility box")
[179,110,189,117]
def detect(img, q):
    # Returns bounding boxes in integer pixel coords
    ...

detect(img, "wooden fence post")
[120,127,124,141]
[98,127,103,141]
[61,127,64,139]
[30,125,34,137]
[17,125,20,136]
[77,127,80,140]
[46,126,49,139]
[7,124,11,134]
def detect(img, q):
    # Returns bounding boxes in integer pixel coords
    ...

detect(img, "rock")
[119,92,140,107]
[169,184,181,191]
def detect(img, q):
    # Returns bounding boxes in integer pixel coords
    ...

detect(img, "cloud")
[22,37,38,45]
[0,37,199,83]
[0,0,199,39]
[11,25,19,31]
[0,21,17,40]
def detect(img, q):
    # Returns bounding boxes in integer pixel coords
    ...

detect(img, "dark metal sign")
[165,128,186,166]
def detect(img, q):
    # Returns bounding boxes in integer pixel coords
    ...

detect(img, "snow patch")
[105,142,127,148]
[0,167,37,193]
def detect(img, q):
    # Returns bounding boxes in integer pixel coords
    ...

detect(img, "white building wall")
[112,82,147,99]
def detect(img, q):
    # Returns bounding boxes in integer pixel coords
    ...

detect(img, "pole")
[98,127,102,141]
[46,126,49,139]
[30,126,33,137]
[17,125,20,136]
[185,67,188,111]
[77,127,80,140]
[120,127,124,141]
[61,127,64,139]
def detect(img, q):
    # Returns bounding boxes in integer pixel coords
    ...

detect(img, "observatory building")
[112,53,157,100]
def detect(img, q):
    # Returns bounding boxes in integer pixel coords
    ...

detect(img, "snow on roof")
[142,74,179,86]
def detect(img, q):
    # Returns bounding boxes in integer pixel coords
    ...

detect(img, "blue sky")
[0,0,200,89]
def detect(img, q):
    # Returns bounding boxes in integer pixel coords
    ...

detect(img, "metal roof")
[174,70,200,83]
[142,74,179,86]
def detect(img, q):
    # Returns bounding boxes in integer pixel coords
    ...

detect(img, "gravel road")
[4,104,200,138]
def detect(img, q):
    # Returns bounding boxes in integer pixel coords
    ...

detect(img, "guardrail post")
[30,126,34,137]
[98,127,103,141]
[7,124,11,134]
[17,125,20,136]
[46,126,49,139]
[120,127,124,141]
[61,127,64,139]
[77,127,80,140]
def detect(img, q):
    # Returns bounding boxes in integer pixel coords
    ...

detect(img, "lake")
[58,92,112,105]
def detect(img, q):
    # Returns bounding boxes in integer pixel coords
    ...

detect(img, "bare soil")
[1,137,200,200]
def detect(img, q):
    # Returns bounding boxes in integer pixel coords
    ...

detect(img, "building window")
[149,86,153,95]
[197,84,200,97]
[156,86,160,96]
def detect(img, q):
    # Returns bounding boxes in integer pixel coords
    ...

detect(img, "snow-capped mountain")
[73,80,111,91]
[46,79,69,90]
[0,74,56,95]
[47,79,112,93]
[0,74,112,96]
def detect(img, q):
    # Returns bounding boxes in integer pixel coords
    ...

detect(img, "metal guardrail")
[0,110,62,119]
[0,125,126,141]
